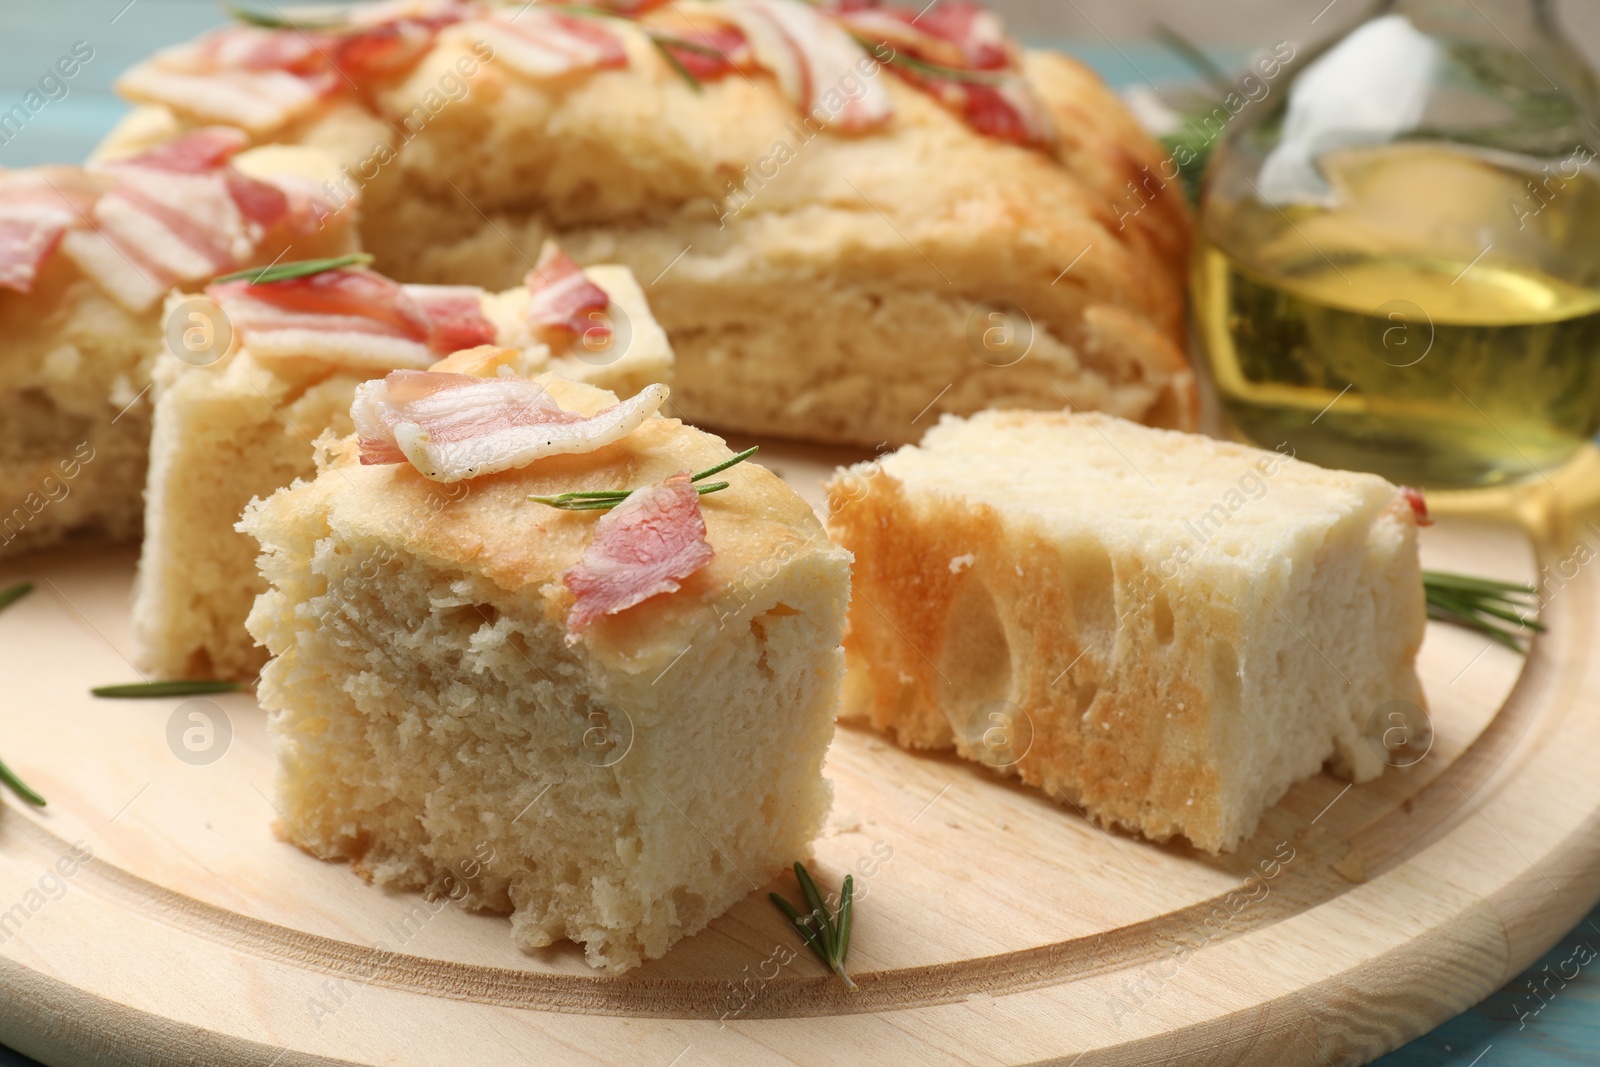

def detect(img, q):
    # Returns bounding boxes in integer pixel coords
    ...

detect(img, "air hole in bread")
[1211,640,1241,714]
[939,576,1013,726]
[1065,539,1115,638]
[1151,587,1175,646]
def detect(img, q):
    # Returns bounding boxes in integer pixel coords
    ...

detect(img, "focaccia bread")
[132,254,672,680]
[240,371,850,972]
[826,409,1429,853]
[107,0,1194,448]
[0,131,353,558]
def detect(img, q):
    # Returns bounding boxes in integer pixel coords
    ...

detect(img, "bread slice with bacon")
[131,251,672,680]
[0,129,354,559]
[107,0,1194,449]
[239,366,850,973]
[825,410,1429,853]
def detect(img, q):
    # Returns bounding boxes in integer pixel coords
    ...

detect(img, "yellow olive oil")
[1196,143,1600,487]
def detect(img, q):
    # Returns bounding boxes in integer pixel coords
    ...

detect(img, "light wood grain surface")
[0,440,1597,1066]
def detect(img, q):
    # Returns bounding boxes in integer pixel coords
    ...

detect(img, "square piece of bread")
[131,265,672,680]
[240,378,851,971]
[826,410,1427,853]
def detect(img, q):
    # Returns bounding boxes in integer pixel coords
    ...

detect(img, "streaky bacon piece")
[117,46,335,132]
[57,127,301,311]
[0,169,102,295]
[471,7,628,78]
[907,1,1009,69]
[828,0,1051,146]
[406,284,500,352]
[723,0,893,132]
[217,268,429,335]
[0,218,66,294]
[115,3,476,132]
[563,472,714,636]
[351,371,668,482]
[206,271,494,370]
[119,126,250,172]
[1400,486,1433,527]
[526,242,612,343]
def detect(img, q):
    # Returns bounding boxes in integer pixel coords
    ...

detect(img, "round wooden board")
[2,443,1599,1067]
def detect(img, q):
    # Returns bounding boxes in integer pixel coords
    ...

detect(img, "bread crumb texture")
[826,409,1428,853]
[241,379,852,971]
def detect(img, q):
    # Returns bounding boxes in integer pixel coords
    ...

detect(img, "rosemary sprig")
[1423,570,1543,652]
[0,583,44,806]
[223,4,347,31]
[770,861,857,991]
[0,755,46,808]
[531,445,758,511]
[91,680,246,699]
[211,252,373,287]
[848,35,1008,85]
[651,35,705,92]
[0,581,34,613]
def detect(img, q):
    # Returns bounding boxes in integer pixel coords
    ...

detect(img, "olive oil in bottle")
[1195,143,1600,487]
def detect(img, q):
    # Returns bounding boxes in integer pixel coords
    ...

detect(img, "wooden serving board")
[2,442,1600,1067]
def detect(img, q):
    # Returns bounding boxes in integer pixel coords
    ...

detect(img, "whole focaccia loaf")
[107,0,1194,448]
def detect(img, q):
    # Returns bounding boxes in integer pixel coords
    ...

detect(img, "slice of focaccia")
[240,371,851,972]
[108,0,1194,448]
[0,131,354,558]
[826,409,1429,853]
[131,253,672,680]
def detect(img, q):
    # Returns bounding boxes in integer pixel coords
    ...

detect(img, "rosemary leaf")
[0,581,46,804]
[529,447,756,511]
[0,581,34,613]
[224,4,346,31]
[771,861,856,990]
[793,861,837,959]
[650,35,704,92]
[768,891,829,961]
[692,445,759,482]
[92,680,245,699]
[1421,570,1537,596]
[1423,569,1543,652]
[856,39,1008,85]
[835,874,854,965]
[211,253,373,287]
[0,755,45,807]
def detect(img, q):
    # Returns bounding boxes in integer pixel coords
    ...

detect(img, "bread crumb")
[949,553,975,574]
[827,811,862,836]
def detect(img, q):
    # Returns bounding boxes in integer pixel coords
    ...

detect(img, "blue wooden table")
[2,4,1596,1064]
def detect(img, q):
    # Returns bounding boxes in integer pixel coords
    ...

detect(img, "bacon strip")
[829,0,1051,146]
[563,472,714,635]
[116,63,332,134]
[206,270,495,371]
[469,7,627,79]
[723,0,893,131]
[115,4,475,133]
[352,371,668,482]
[526,243,612,343]
[1400,486,1432,527]
[0,170,102,295]
[56,127,311,312]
